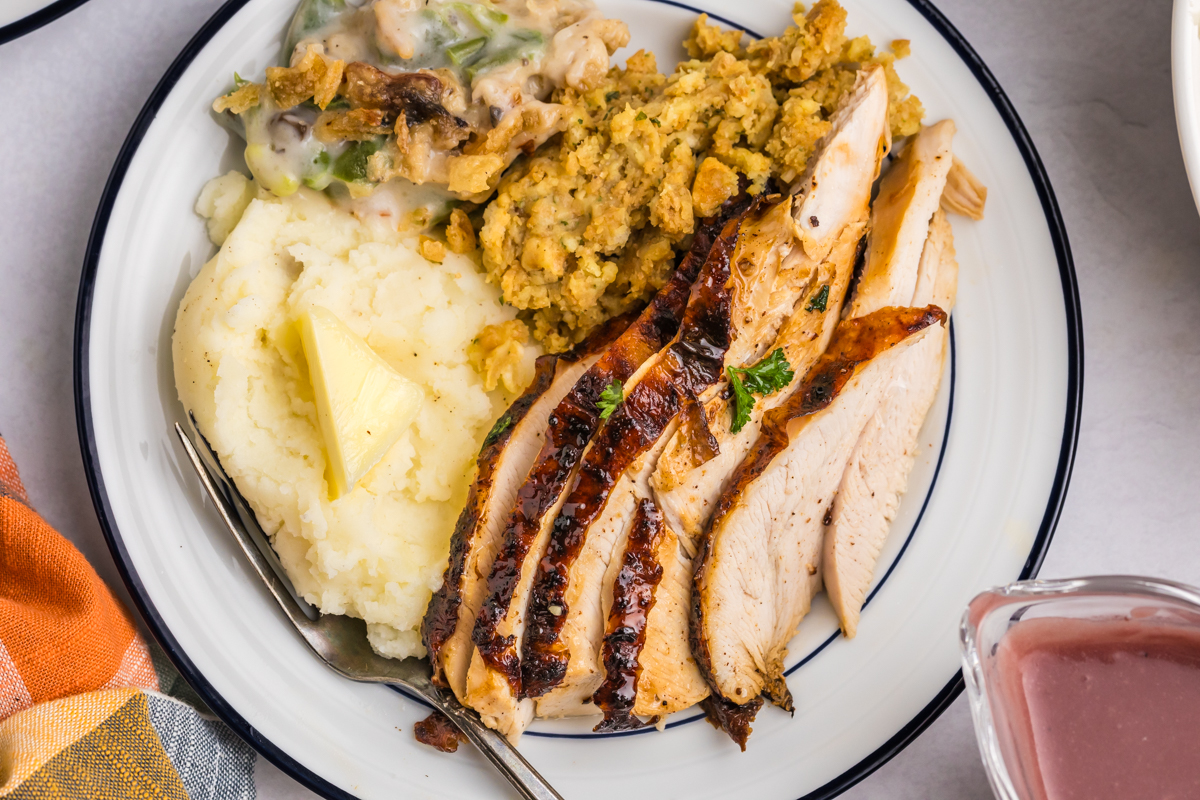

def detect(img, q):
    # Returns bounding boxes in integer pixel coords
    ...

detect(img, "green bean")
[446,36,488,65]
[452,2,507,31]
[420,8,456,48]
[434,6,474,38]
[473,5,509,27]
[332,138,384,184]
[283,0,347,63]
[466,33,544,80]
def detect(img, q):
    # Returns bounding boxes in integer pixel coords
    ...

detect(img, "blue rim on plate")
[0,0,91,46]
[73,0,1083,796]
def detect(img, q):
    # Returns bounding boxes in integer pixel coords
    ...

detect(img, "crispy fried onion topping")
[445,208,478,254]
[266,45,345,110]
[343,63,468,142]
[212,82,262,115]
[314,108,390,142]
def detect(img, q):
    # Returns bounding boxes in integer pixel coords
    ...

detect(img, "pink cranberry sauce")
[990,616,1200,800]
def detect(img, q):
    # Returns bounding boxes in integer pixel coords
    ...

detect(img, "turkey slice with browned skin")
[592,496,671,732]
[514,207,753,719]
[814,120,962,638]
[847,120,956,315]
[582,66,890,730]
[690,306,947,744]
[653,65,892,552]
[594,462,709,727]
[463,190,755,741]
[824,206,962,638]
[576,251,803,724]
[422,313,632,703]
[522,184,842,716]
[687,122,965,741]
[531,428,677,719]
[526,65,893,719]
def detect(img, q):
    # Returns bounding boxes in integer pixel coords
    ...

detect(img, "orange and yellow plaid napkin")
[0,435,255,799]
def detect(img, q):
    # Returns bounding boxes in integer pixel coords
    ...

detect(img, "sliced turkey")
[653,66,892,550]
[531,429,677,719]
[690,306,947,742]
[814,119,966,638]
[592,496,672,731]
[847,119,956,317]
[463,190,754,740]
[520,173,850,718]
[518,207,754,716]
[823,207,961,637]
[588,66,891,730]
[422,315,628,703]
[521,67,896,713]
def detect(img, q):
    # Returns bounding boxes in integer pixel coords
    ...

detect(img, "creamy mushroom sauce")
[233,0,626,228]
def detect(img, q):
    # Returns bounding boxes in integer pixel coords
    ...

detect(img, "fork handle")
[412,686,564,800]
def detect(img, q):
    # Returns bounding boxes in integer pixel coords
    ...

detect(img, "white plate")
[0,0,89,43]
[74,0,1081,797]
[1173,0,1200,215]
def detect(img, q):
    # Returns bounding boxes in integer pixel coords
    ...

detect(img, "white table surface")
[1,0,1194,797]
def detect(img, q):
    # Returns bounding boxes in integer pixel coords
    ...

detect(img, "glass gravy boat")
[960,575,1200,800]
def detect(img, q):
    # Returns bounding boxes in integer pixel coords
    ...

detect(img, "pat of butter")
[297,306,423,500]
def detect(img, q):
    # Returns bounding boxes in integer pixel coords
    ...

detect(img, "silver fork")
[173,419,563,800]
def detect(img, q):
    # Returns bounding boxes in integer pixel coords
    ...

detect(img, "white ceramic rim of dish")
[1172,0,1200,215]
[73,0,1083,797]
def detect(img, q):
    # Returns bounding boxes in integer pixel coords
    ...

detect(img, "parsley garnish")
[738,349,795,394]
[605,91,620,102]
[483,414,513,449]
[727,373,756,433]
[635,111,648,121]
[597,380,624,419]
[806,284,830,313]
[725,349,795,433]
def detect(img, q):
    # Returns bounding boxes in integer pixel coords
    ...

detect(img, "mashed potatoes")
[175,173,536,659]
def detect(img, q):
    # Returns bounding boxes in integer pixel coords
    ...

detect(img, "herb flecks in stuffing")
[482,0,923,352]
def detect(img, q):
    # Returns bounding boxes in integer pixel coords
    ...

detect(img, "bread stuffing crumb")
[482,0,923,351]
